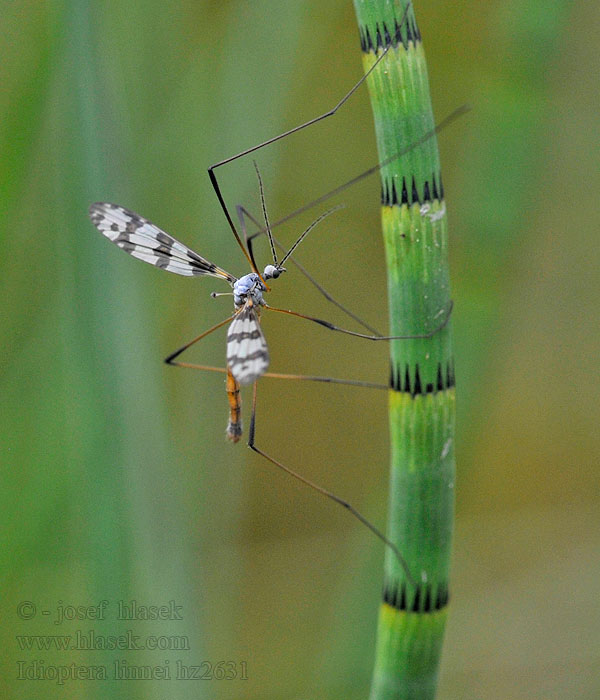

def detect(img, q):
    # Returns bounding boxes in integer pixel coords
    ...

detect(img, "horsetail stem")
[352,2,456,697]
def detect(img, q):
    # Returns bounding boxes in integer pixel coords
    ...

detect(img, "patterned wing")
[89,202,236,282]
[226,302,269,385]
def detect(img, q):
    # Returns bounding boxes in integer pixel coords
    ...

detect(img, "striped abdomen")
[226,367,242,442]
[226,300,269,385]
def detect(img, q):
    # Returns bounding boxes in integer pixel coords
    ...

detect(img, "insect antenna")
[253,161,278,266]
[279,204,345,268]
[239,203,382,335]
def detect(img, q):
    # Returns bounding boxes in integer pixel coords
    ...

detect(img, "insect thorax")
[233,273,266,308]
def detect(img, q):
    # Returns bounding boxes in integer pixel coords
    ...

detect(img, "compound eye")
[263,265,280,279]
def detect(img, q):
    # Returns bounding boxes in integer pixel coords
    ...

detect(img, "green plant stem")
[352,2,456,698]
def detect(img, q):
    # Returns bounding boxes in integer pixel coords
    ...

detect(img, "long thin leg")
[237,204,382,335]
[248,104,470,237]
[206,6,413,268]
[208,24,400,170]
[169,363,406,572]
[208,166,261,277]
[236,204,259,251]
[235,203,262,274]
[163,361,388,391]
[247,382,416,585]
[164,312,238,366]
[264,300,454,341]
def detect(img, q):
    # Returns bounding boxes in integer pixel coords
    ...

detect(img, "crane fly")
[88,154,448,588]
[88,191,340,442]
[88,1,465,583]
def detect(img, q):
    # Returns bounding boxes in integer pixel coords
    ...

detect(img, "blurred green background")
[2,1,598,698]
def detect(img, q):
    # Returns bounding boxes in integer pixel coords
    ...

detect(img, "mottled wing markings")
[89,202,236,282]
[226,301,269,385]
